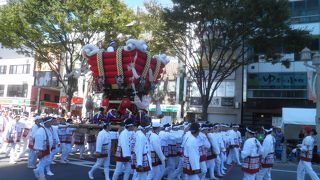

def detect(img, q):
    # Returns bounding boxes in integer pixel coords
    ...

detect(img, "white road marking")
[64,157,116,171]
[271,169,297,173]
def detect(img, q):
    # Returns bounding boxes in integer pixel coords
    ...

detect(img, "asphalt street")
[0,154,318,180]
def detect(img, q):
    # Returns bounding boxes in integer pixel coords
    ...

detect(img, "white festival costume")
[297,135,320,180]
[147,131,166,180]
[33,127,53,178]
[88,129,118,180]
[133,130,152,180]
[241,137,262,180]
[183,132,201,180]
[113,129,133,180]
[227,129,241,165]
[256,134,275,180]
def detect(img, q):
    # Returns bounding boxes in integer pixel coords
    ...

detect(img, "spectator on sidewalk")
[275,128,284,160]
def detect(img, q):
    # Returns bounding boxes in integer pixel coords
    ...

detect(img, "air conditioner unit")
[258,54,266,62]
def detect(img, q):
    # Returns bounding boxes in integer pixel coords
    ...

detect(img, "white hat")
[43,118,53,124]
[263,127,273,133]
[152,122,161,128]
[232,124,239,128]
[246,127,256,134]
[34,116,42,121]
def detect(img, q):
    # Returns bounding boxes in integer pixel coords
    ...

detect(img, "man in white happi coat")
[88,121,118,180]
[1,114,24,163]
[17,114,33,160]
[158,124,170,177]
[257,127,275,180]
[227,124,241,166]
[0,111,9,144]
[216,124,227,176]
[28,116,42,168]
[86,130,96,158]
[132,122,152,180]
[60,119,75,163]
[33,117,53,180]
[147,122,166,180]
[241,127,262,180]
[207,124,220,180]
[183,122,201,180]
[166,125,179,180]
[295,126,320,180]
[198,124,210,180]
[45,117,60,176]
[172,124,188,180]
[112,118,135,180]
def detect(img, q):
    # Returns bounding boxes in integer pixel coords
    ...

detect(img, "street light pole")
[301,48,320,144]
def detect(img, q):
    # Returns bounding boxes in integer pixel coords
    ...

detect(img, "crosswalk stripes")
[66,157,116,171]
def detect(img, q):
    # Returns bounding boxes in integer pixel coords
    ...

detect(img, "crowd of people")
[0,109,319,180]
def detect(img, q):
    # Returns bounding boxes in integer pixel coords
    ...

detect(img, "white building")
[0,47,35,112]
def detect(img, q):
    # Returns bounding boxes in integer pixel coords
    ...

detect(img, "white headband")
[246,127,256,134]
[263,128,273,133]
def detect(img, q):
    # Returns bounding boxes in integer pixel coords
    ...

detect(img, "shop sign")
[41,101,58,108]
[60,96,83,104]
[0,98,31,106]
[148,104,180,112]
[248,72,307,89]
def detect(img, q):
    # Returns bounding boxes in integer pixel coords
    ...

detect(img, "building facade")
[0,47,61,114]
[242,0,320,126]
[0,48,35,113]
[186,67,243,124]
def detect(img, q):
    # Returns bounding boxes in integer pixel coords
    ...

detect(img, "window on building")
[9,64,30,74]
[44,94,50,101]
[213,81,235,97]
[0,85,4,97]
[7,84,28,97]
[0,66,7,74]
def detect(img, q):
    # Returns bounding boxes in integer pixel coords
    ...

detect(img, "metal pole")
[37,87,41,114]
[316,70,320,147]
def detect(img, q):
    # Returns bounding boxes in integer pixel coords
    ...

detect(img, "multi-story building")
[0,48,35,113]
[186,68,243,124]
[242,0,320,126]
[0,47,60,114]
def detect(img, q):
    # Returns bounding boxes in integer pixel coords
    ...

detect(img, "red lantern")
[101,98,109,107]
[118,97,132,115]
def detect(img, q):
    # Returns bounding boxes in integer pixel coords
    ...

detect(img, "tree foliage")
[157,0,311,120]
[0,0,140,111]
[134,0,175,55]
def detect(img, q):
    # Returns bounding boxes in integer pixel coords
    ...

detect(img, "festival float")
[70,39,169,131]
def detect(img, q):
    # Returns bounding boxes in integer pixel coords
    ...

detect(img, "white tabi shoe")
[33,169,39,178]
[47,171,54,176]
[88,171,94,179]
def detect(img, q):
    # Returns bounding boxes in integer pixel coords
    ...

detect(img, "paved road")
[0,154,318,180]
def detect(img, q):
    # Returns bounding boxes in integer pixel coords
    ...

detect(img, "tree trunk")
[66,91,72,113]
[65,76,77,113]
[201,96,209,122]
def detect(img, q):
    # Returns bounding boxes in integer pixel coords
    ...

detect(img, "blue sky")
[123,0,172,8]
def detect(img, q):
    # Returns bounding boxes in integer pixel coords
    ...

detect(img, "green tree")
[158,0,311,121]
[0,0,140,112]
[137,0,175,55]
